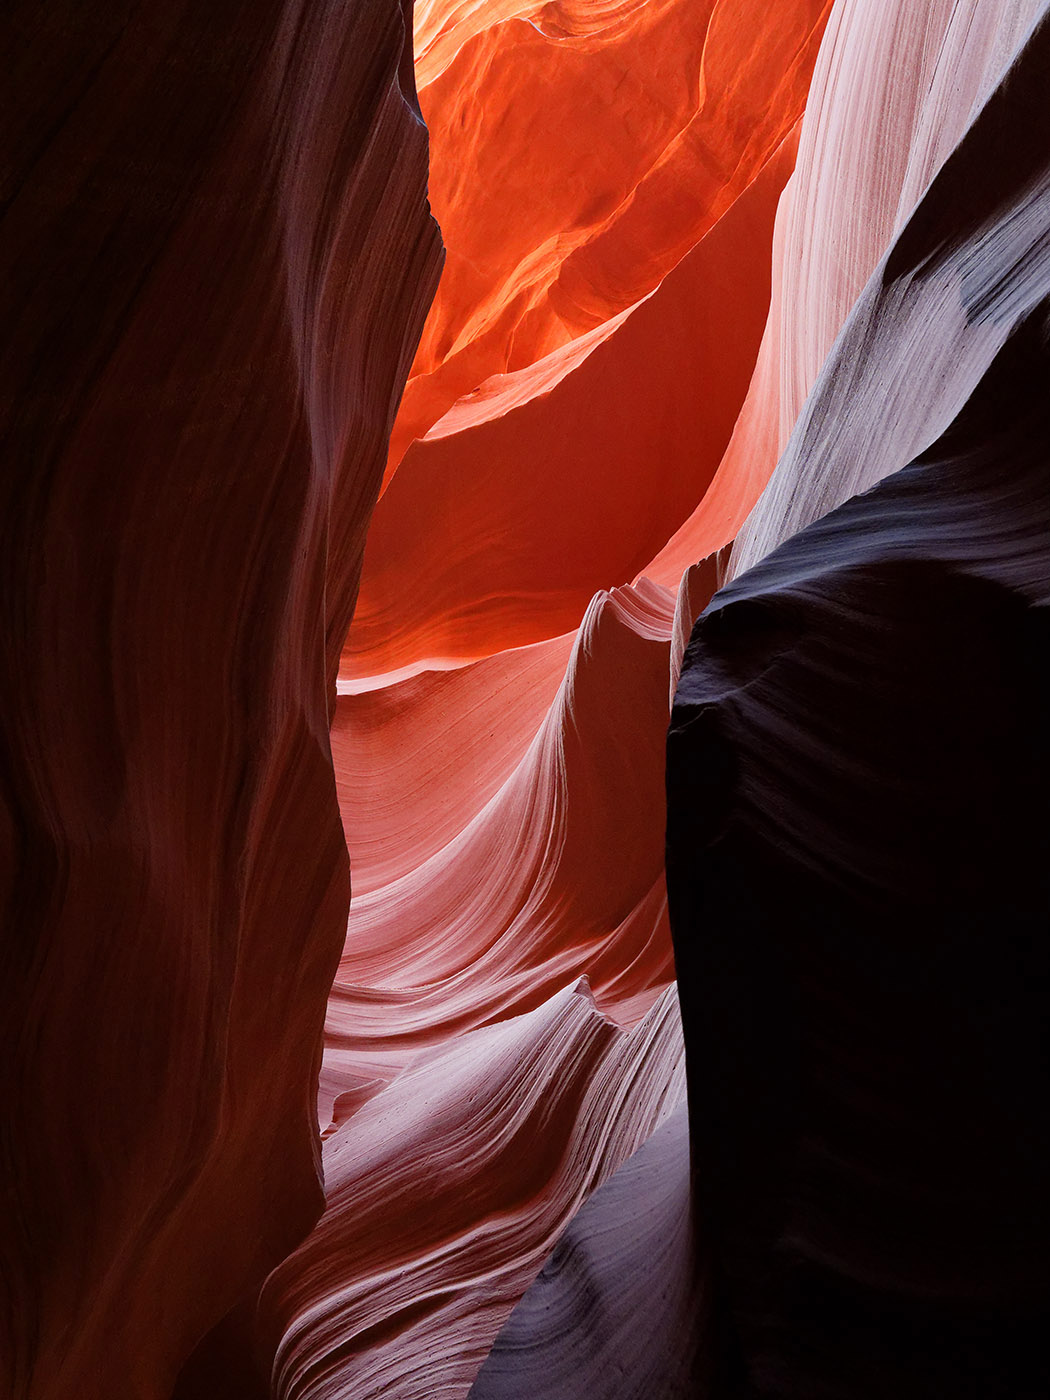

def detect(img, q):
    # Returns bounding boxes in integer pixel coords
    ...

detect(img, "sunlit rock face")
[2,2,440,1396]
[345,0,834,684]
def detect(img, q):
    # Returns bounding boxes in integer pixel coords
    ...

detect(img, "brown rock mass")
[1,3,441,1395]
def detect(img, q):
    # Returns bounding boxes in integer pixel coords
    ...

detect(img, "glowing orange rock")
[250,3,840,1396]
[390,0,833,480]
[346,127,799,686]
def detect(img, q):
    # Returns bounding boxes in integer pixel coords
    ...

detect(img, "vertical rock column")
[0,3,442,1397]
[665,10,1050,1392]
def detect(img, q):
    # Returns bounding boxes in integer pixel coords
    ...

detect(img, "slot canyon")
[3,1,1048,1397]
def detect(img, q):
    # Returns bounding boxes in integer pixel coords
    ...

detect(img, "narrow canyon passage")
[4,2,1049,1398]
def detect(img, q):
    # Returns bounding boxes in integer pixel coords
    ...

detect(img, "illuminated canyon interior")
[4,1,1049,1397]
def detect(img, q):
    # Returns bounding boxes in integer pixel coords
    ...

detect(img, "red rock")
[345,129,798,684]
[264,983,686,1400]
[390,0,833,481]
[1,2,440,1394]
[18,0,1045,1394]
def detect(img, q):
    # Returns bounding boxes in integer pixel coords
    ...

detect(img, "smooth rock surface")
[470,1104,705,1400]
[667,302,1050,1399]
[1,2,441,1395]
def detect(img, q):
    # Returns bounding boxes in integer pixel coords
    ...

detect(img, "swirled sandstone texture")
[12,0,1047,1396]
[345,0,835,686]
[483,5,1050,1395]
[666,18,1050,1387]
[228,3,843,1396]
[262,984,686,1400]
[728,0,1050,578]
[470,1104,705,1400]
[1,3,441,1396]
[650,0,1049,584]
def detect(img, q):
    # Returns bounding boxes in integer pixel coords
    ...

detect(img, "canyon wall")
[6,0,1047,1396]
[2,3,440,1394]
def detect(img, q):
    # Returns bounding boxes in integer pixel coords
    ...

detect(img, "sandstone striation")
[2,2,440,1394]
